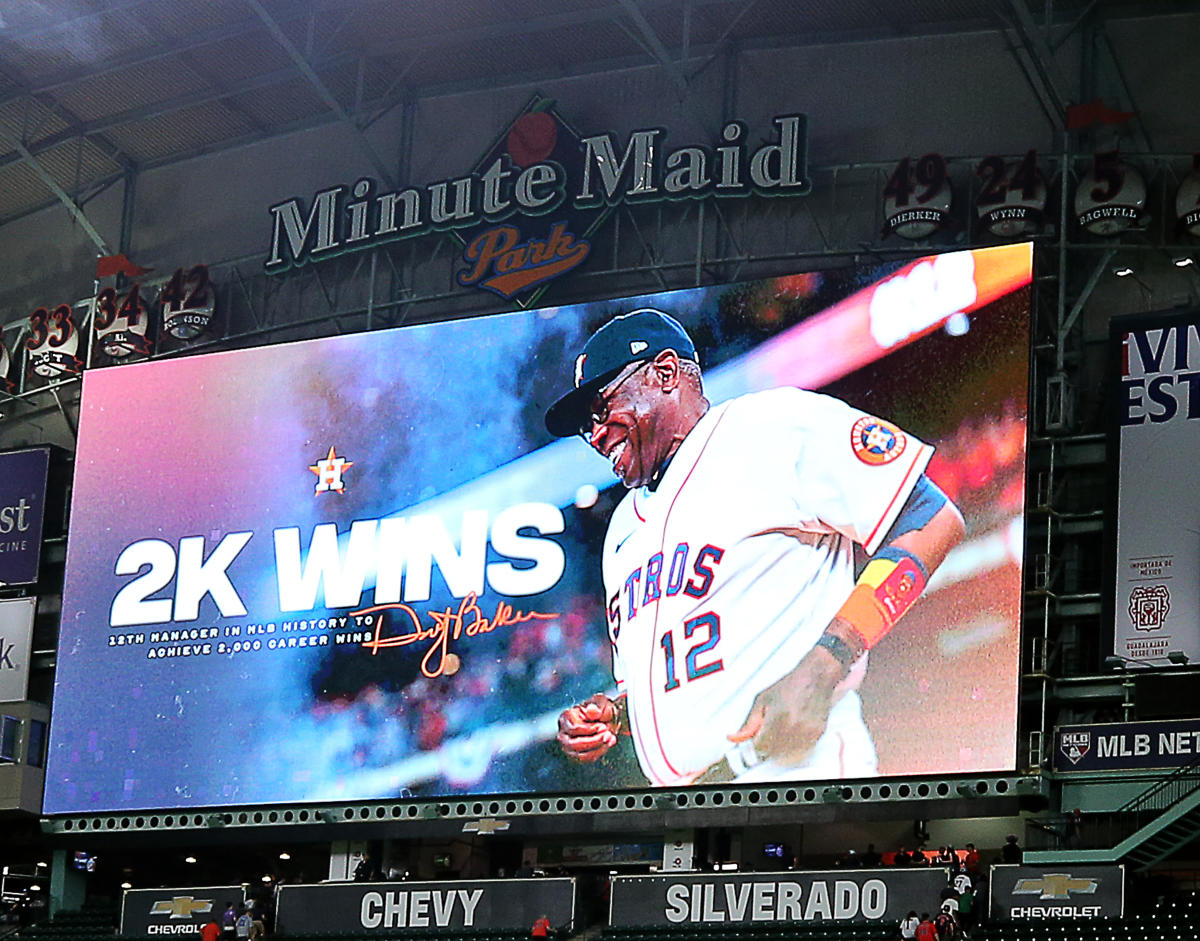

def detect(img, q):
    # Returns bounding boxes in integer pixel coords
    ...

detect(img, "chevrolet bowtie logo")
[1013,874,1099,900]
[462,818,510,835]
[150,897,214,919]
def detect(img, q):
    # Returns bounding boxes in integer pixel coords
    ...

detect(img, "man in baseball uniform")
[545,308,964,785]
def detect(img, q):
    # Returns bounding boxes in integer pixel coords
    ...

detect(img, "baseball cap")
[544,308,698,437]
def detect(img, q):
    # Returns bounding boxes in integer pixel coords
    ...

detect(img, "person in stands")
[530,913,553,939]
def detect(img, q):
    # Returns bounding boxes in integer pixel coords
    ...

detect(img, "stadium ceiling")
[0,0,1188,233]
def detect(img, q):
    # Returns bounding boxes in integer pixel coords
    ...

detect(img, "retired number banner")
[275,879,575,933]
[120,886,245,937]
[609,869,948,926]
[989,865,1123,919]
[1111,309,1200,662]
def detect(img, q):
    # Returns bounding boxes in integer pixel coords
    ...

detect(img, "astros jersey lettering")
[601,388,933,786]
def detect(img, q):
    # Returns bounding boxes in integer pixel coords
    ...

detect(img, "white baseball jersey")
[601,387,933,786]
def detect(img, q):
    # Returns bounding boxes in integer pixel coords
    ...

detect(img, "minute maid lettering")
[263,114,811,282]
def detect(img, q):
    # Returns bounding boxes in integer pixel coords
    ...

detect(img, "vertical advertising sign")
[1111,310,1200,662]
[0,447,50,586]
[0,597,36,702]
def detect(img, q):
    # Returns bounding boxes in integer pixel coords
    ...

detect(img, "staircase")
[1027,753,1200,869]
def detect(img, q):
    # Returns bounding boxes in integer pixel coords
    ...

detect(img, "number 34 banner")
[92,265,216,360]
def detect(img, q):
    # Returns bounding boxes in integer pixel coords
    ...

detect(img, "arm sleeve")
[776,390,935,554]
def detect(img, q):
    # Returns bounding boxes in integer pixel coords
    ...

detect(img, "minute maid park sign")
[263,109,810,301]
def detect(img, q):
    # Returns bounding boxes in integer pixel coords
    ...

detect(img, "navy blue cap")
[544,308,697,437]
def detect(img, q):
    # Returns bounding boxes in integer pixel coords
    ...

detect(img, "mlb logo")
[1060,731,1091,765]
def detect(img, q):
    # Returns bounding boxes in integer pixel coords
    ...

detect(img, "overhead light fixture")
[278,852,291,861]
[1113,265,1135,278]
[120,882,132,890]
[1174,256,1195,268]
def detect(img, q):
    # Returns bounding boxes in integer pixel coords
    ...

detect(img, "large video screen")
[45,243,1031,813]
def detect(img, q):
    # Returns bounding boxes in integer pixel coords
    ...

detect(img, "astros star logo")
[850,416,906,466]
[310,445,354,495]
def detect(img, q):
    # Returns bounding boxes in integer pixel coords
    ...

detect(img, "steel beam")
[616,0,690,95]
[0,123,110,253]
[1002,0,1071,128]
[246,0,397,189]
[0,51,359,175]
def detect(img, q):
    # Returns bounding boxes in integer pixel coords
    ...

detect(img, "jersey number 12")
[660,612,723,691]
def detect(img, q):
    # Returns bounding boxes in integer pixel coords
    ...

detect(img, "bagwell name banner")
[1055,718,1200,772]
[120,886,246,937]
[45,244,1030,813]
[275,879,574,933]
[609,869,949,926]
[989,865,1123,920]
[1111,309,1200,662]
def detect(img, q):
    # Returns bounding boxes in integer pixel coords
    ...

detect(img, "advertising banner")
[1054,718,1200,773]
[0,447,50,587]
[45,244,1031,813]
[609,869,949,926]
[0,597,36,703]
[989,865,1123,919]
[1112,309,1200,662]
[275,878,574,933]
[120,886,246,937]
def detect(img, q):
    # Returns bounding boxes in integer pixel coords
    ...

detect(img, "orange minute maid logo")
[851,416,907,465]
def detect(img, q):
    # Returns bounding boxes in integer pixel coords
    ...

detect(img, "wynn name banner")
[1055,719,1200,773]
[609,869,948,926]
[989,866,1123,920]
[1111,309,1200,663]
[275,879,575,933]
[120,886,245,937]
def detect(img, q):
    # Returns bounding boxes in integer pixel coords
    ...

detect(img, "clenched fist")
[557,693,626,762]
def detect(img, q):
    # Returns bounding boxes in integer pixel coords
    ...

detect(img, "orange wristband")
[835,554,927,649]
